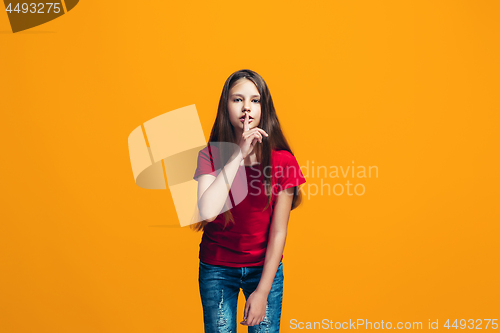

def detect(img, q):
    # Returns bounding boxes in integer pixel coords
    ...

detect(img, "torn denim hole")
[217,288,232,333]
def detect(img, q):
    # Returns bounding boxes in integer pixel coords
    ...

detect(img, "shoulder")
[272,149,296,165]
[272,149,294,158]
[198,144,220,159]
[198,145,209,155]
[196,145,217,168]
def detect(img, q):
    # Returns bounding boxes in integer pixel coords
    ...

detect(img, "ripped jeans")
[198,260,284,333]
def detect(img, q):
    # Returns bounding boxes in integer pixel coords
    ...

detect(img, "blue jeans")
[198,260,284,333]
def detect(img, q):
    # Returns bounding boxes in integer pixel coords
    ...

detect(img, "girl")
[191,69,306,332]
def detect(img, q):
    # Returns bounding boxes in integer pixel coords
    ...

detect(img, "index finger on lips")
[244,112,250,132]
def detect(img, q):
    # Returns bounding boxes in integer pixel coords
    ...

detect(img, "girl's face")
[227,78,262,134]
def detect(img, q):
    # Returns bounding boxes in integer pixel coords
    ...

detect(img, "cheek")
[228,106,238,119]
[256,109,262,121]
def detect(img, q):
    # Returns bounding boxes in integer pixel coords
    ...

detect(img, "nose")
[243,100,252,111]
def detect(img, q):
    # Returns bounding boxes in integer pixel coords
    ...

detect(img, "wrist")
[232,150,244,165]
[255,285,271,296]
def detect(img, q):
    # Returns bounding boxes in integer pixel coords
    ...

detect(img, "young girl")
[191,69,306,332]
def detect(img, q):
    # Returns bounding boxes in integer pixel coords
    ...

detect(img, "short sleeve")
[193,147,218,180]
[276,151,306,191]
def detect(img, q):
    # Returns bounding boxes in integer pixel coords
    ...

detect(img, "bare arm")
[197,150,244,222]
[241,186,295,326]
[197,112,268,222]
[257,186,294,294]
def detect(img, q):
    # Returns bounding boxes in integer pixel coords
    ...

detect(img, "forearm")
[256,230,287,295]
[198,151,244,221]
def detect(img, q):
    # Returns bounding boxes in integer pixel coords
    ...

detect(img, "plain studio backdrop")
[1,1,499,332]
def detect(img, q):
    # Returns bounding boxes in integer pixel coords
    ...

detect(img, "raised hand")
[238,112,269,159]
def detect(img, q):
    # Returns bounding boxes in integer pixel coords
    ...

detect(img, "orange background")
[1,1,499,332]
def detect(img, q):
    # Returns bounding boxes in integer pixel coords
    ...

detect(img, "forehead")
[230,78,259,95]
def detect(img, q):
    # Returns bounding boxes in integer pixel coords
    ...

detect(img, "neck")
[244,152,258,166]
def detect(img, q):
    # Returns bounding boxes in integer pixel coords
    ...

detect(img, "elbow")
[269,229,287,240]
[198,204,217,223]
[198,193,223,223]
[200,214,217,223]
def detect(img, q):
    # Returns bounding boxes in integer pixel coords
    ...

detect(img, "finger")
[243,112,250,132]
[245,306,254,325]
[242,129,256,141]
[252,131,263,141]
[254,132,262,143]
[244,132,260,145]
[244,302,249,320]
[254,128,268,137]
[255,132,263,143]
[250,133,260,146]
[250,315,258,327]
[247,127,268,137]
[242,131,254,141]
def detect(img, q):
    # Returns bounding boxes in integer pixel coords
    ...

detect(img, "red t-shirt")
[193,145,306,267]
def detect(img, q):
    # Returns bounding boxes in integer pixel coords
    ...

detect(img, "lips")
[240,116,253,119]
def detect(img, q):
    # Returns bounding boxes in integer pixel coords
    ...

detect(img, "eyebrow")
[230,94,260,98]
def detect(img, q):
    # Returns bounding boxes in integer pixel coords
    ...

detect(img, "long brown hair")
[191,69,303,232]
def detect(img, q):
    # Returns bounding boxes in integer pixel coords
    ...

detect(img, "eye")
[252,99,260,103]
[233,98,242,102]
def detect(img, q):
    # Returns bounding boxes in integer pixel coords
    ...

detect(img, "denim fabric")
[199,260,284,333]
